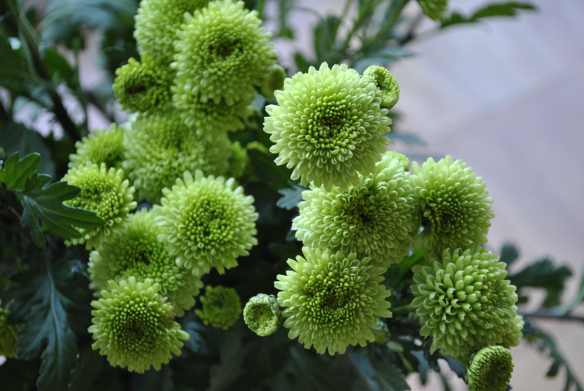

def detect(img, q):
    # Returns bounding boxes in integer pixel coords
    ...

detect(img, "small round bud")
[260,64,286,99]
[466,346,514,391]
[243,294,281,337]
[362,66,400,109]
[69,125,125,170]
[195,286,242,330]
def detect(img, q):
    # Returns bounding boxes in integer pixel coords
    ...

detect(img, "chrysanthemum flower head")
[243,293,281,337]
[417,0,448,20]
[63,163,137,250]
[275,247,392,355]
[173,0,276,106]
[261,64,286,99]
[465,346,514,391]
[0,307,19,358]
[386,151,410,171]
[264,62,391,192]
[411,247,519,361]
[89,277,189,373]
[293,152,417,268]
[225,141,249,180]
[362,66,400,109]
[410,156,494,254]
[88,209,203,316]
[69,125,125,170]
[195,285,242,330]
[501,315,524,349]
[155,170,258,276]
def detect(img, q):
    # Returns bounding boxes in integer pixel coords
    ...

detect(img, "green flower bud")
[225,141,249,180]
[0,307,19,358]
[465,346,514,391]
[417,0,448,20]
[260,64,286,99]
[362,66,400,109]
[195,286,242,330]
[243,294,281,337]
[69,125,125,170]
[275,247,392,355]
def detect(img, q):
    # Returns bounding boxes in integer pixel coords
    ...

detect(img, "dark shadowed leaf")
[0,152,41,191]
[372,359,411,391]
[500,243,519,268]
[277,182,307,210]
[441,2,536,29]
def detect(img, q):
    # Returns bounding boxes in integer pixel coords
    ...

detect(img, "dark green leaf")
[43,48,74,86]
[247,149,291,190]
[313,15,342,63]
[500,243,519,268]
[131,366,173,391]
[275,346,344,391]
[372,359,411,391]
[521,317,539,337]
[565,272,584,313]
[411,351,429,385]
[69,348,125,391]
[398,247,426,279]
[293,52,311,74]
[0,121,55,177]
[0,151,40,191]
[208,327,249,391]
[179,312,208,355]
[277,182,307,210]
[443,356,466,379]
[441,2,537,29]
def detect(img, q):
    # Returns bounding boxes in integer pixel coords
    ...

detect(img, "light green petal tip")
[155,171,259,277]
[69,125,125,170]
[417,0,448,20]
[261,64,286,99]
[195,286,242,330]
[264,62,391,192]
[243,294,281,337]
[466,346,514,391]
[0,307,19,358]
[385,151,409,171]
[89,277,189,373]
[275,247,392,355]
[362,65,400,109]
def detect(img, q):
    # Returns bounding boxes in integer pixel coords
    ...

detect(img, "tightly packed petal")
[195,285,242,330]
[243,293,281,337]
[69,125,125,170]
[361,65,400,109]
[465,346,514,391]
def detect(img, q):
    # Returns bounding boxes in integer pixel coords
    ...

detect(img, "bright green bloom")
[411,247,519,361]
[69,125,125,170]
[264,62,391,192]
[372,319,390,345]
[417,0,448,20]
[275,247,392,355]
[195,286,242,330]
[173,0,276,106]
[243,294,281,336]
[501,315,524,349]
[293,152,417,268]
[362,66,400,109]
[63,163,137,250]
[386,151,409,171]
[155,170,259,276]
[134,0,211,65]
[0,307,19,358]
[225,141,248,180]
[89,277,189,373]
[261,64,286,99]
[410,156,494,254]
[466,346,514,391]
[123,109,231,203]
[88,209,203,316]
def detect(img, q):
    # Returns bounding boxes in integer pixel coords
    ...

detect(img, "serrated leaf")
[0,152,41,191]
[441,2,536,29]
[500,243,519,268]
[411,351,429,385]
[443,356,466,379]
[277,182,307,210]
[521,316,539,337]
[179,312,208,355]
[372,360,411,391]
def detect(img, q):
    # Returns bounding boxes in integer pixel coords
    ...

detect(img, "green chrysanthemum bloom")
[113,55,174,113]
[69,125,125,170]
[155,170,258,276]
[372,319,390,345]
[173,0,276,106]
[275,247,392,355]
[293,152,417,268]
[261,64,286,99]
[465,346,514,391]
[501,315,524,349]
[134,0,211,65]
[89,277,189,373]
[362,66,400,109]
[63,163,137,250]
[410,155,494,254]
[411,247,519,361]
[195,286,242,330]
[417,0,448,20]
[123,109,231,203]
[386,151,409,171]
[0,307,19,358]
[88,209,203,316]
[264,62,391,192]
[243,293,281,337]
[225,141,248,180]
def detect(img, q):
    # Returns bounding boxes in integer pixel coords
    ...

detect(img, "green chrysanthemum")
[0,307,19,358]
[69,125,125,170]
[173,0,276,106]
[465,346,514,391]
[260,64,286,99]
[88,209,203,316]
[411,247,519,361]
[155,170,258,276]
[195,286,242,330]
[63,163,137,250]
[293,152,417,268]
[89,277,189,373]
[264,62,391,192]
[275,247,392,355]
[410,156,494,254]
[362,66,400,109]
[113,55,174,113]
[417,0,448,20]
[386,151,410,171]
[123,109,231,203]
[134,0,211,65]
[501,315,524,349]
[243,293,281,337]
[225,141,248,180]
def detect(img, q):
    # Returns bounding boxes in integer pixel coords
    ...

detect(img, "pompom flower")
[225,141,249,180]
[411,247,519,361]
[173,0,276,105]
[293,152,417,268]
[362,66,400,109]
[417,0,448,20]
[63,163,137,250]
[89,277,189,373]
[0,307,19,358]
[88,209,203,316]
[155,171,258,276]
[275,247,392,355]
[243,293,281,337]
[386,151,410,171]
[465,346,514,391]
[501,315,524,349]
[264,62,391,192]
[410,156,494,254]
[195,286,242,330]
[69,125,125,170]
[260,64,286,99]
